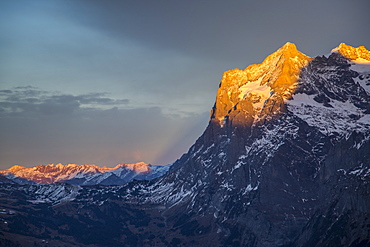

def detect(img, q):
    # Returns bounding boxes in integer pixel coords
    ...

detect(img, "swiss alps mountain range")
[0,43,369,246]
[0,162,170,185]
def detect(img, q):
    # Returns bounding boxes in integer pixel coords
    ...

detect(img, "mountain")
[0,43,369,247]
[0,162,171,185]
[142,42,370,246]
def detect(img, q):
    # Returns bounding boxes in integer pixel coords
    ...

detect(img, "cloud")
[57,0,370,62]
[0,86,130,117]
[0,86,209,169]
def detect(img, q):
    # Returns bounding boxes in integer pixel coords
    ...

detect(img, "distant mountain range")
[0,162,170,185]
[0,43,369,246]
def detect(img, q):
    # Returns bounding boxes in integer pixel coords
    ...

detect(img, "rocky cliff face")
[0,43,369,247]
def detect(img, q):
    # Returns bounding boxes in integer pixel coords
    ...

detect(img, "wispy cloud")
[0,86,130,117]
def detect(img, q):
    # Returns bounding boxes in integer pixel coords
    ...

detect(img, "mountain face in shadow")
[0,43,369,247]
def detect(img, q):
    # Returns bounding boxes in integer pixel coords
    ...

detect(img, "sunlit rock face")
[332,42,370,62]
[211,42,312,126]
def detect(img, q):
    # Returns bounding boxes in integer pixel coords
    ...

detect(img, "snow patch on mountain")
[238,77,270,109]
[352,62,370,93]
[26,184,81,205]
[287,58,370,137]
[287,94,370,136]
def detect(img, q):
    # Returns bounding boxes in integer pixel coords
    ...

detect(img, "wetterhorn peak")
[211,42,312,125]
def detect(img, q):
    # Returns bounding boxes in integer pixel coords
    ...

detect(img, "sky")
[1,0,369,169]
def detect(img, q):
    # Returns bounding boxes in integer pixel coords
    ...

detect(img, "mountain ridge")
[0,162,170,185]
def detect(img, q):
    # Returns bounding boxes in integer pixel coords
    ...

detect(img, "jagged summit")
[211,42,312,125]
[331,43,370,62]
[269,41,304,58]
[280,41,296,49]
[211,43,370,128]
[6,165,26,173]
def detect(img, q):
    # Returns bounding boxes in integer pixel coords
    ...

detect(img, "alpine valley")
[0,43,369,247]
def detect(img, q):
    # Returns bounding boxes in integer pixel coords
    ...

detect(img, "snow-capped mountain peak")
[0,162,171,185]
[331,42,370,63]
[211,42,312,125]
[209,43,370,133]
